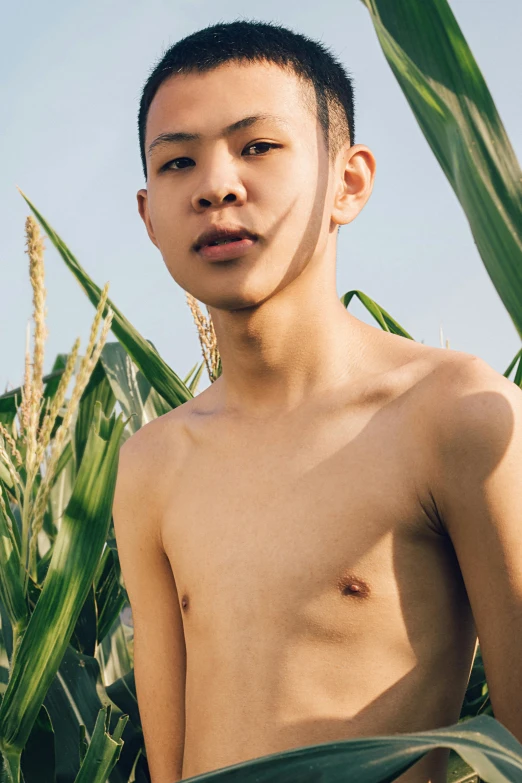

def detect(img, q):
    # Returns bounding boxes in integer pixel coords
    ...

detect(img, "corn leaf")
[93,546,126,646]
[504,350,520,378]
[183,362,201,385]
[184,360,206,394]
[48,440,75,530]
[0,402,125,761]
[0,483,27,641]
[341,290,414,338]
[177,715,522,783]
[74,358,117,467]
[19,703,55,783]
[360,0,522,339]
[73,705,127,783]
[0,396,17,431]
[40,644,126,782]
[105,670,139,730]
[504,348,522,385]
[99,341,172,438]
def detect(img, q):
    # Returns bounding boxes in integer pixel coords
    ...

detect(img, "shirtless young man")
[112,19,522,783]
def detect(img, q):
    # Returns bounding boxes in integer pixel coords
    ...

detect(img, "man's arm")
[429,354,522,744]
[112,429,187,783]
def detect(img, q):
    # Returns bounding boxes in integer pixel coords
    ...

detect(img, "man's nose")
[191,154,247,211]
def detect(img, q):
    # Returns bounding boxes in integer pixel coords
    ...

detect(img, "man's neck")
[207,270,369,419]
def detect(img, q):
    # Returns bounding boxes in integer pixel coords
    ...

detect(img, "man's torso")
[147,331,477,783]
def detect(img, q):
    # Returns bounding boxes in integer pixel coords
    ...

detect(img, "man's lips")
[196,236,258,261]
[193,225,258,251]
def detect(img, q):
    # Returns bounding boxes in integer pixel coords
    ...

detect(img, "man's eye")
[160,142,277,172]
[162,157,194,171]
[243,142,277,155]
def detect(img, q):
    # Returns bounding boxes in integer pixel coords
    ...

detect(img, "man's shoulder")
[423,347,519,425]
[367,333,468,411]
[415,347,522,471]
[118,396,197,477]
[379,338,515,451]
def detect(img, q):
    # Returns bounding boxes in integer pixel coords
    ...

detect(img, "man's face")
[138,61,341,310]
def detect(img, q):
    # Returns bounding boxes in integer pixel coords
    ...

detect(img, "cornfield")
[1,0,521,781]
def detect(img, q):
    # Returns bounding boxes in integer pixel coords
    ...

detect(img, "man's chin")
[183,264,288,312]
[186,285,274,312]
[203,295,265,312]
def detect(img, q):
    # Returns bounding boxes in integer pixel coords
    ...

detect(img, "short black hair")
[137,19,356,182]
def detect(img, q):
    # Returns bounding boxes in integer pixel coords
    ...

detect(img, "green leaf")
[515,357,522,389]
[0,482,27,641]
[96,606,133,686]
[73,705,127,783]
[20,704,56,783]
[341,290,414,338]
[106,669,139,730]
[99,341,172,437]
[94,546,126,645]
[42,644,127,782]
[188,360,206,395]
[0,396,17,432]
[360,0,522,339]
[0,403,125,763]
[0,598,15,672]
[17,188,193,409]
[74,358,117,467]
[183,362,201,385]
[70,584,97,658]
[48,440,75,531]
[503,350,521,378]
[177,715,522,782]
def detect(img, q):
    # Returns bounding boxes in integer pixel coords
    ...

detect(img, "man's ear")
[137,188,160,249]
[331,144,376,229]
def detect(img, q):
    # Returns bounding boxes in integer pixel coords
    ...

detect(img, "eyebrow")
[147,113,289,158]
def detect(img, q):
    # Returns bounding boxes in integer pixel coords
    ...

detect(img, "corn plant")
[0,218,130,783]
[2,0,522,780]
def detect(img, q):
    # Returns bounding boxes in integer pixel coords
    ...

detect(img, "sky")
[1,0,521,396]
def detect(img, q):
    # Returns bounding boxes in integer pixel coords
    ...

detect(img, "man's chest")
[159,400,468,646]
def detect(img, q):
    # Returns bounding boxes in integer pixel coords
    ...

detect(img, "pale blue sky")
[1,0,521,395]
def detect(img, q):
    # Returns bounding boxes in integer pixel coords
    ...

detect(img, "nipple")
[337,573,371,599]
[181,594,189,611]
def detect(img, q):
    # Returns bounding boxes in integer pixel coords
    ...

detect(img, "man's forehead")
[145,62,312,145]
